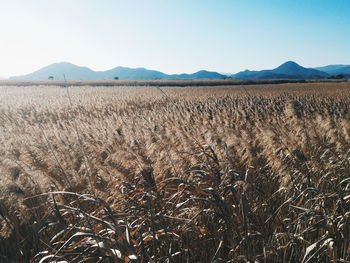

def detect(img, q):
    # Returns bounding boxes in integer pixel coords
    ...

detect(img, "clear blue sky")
[0,0,349,77]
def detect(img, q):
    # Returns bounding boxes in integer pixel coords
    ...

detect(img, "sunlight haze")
[0,0,349,77]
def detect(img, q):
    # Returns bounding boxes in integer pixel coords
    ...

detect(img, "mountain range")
[8,61,350,80]
[314,65,350,76]
[9,62,226,80]
[231,61,346,79]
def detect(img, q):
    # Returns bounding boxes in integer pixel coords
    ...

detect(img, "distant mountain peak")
[55,61,75,65]
[282,61,299,66]
[49,61,81,67]
[233,61,329,80]
[275,61,303,70]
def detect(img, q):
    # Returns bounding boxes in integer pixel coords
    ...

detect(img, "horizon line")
[2,60,350,79]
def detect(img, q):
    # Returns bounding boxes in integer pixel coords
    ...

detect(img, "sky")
[0,0,349,77]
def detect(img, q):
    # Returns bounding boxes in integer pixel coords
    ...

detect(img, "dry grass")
[0,82,349,262]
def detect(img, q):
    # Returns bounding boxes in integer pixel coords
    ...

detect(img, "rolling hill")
[10,62,100,80]
[314,64,350,77]
[10,62,227,80]
[233,61,329,79]
[8,61,350,80]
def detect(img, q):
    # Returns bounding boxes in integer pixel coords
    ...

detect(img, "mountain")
[10,62,227,80]
[172,70,226,80]
[233,61,329,79]
[273,61,329,78]
[314,65,350,77]
[10,62,100,80]
[10,61,349,81]
[102,66,168,80]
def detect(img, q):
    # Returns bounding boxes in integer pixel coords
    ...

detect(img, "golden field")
[0,81,349,262]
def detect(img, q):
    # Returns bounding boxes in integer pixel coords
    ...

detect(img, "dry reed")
[0,82,349,262]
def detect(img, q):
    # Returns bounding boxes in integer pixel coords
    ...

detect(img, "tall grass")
[0,82,349,262]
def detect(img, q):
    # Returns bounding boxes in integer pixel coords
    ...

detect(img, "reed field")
[0,81,349,262]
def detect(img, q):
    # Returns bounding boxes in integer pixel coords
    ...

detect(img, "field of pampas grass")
[0,81,349,262]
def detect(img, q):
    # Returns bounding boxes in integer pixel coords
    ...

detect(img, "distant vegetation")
[0,78,346,89]
[327,74,345,79]
[0,81,349,262]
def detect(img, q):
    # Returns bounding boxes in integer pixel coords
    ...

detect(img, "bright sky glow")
[0,0,349,77]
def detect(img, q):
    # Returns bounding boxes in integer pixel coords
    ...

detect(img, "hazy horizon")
[1,0,349,77]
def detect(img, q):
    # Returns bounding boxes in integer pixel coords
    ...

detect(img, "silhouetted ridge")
[10,62,227,80]
[315,64,350,77]
[232,61,329,79]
